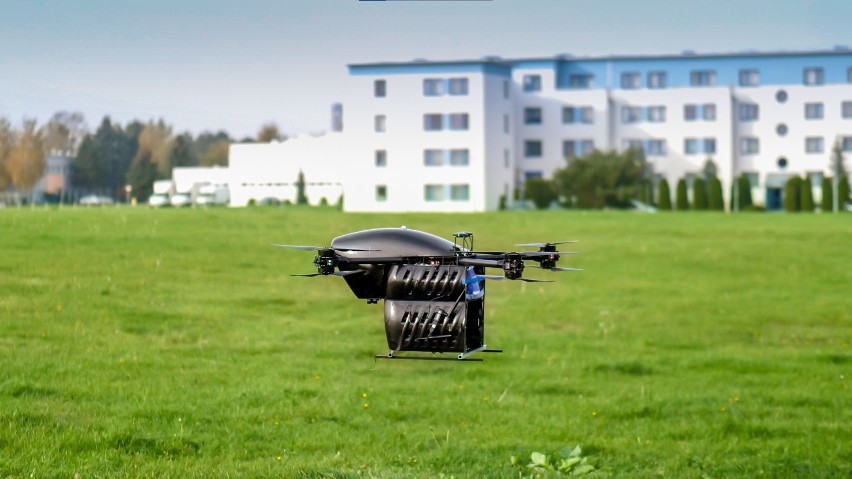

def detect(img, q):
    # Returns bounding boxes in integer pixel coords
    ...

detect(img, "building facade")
[346,49,852,211]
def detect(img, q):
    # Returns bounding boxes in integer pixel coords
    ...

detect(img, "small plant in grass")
[510,445,596,477]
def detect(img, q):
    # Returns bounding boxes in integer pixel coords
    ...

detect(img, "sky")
[2,0,851,139]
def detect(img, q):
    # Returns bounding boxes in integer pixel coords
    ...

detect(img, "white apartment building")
[346,49,852,211]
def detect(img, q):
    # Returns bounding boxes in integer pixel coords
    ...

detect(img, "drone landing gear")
[374,346,502,362]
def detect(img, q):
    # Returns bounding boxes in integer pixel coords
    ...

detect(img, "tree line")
[522,145,849,212]
[0,112,288,203]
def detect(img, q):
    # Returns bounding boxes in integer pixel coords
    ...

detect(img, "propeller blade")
[517,278,553,283]
[529,265,584,272]
[516,241,578,247]
[465,274,552,283]
[291,270,366,278]
[518,251,580,257]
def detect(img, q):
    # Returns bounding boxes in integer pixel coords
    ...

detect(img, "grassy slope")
[0,207,850,478]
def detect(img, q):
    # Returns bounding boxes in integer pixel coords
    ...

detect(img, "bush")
[708,177,724,210]
[524,179,559,209]
[821,177,833,212]
[784,177,801,212]
[800,176,814,212]
[841,176,850,209]
[676,179,689,210]
[658,179,672,210]
[693,178,707,210]
[732,175,753,211]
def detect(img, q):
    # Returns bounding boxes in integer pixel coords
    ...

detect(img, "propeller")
[529,265,584,272]
[465,274,552,284]
[516,241,578,247]
[291,270,366,278]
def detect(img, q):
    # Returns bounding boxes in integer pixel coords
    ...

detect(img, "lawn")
[1,207,850,478]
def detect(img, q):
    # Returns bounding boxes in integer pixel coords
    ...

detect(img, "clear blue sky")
[2,0,850,138]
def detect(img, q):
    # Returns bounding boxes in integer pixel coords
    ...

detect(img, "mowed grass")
[0,207,850,478]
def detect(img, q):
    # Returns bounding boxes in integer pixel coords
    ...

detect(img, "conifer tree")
[693,178,707,210]
[799,176,814,212]
[675,178,689,210]
[658,178,672,210]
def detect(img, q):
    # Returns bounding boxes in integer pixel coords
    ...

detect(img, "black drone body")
[278,227,580,361]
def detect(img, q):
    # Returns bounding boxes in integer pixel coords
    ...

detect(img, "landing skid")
[374,346,503,362]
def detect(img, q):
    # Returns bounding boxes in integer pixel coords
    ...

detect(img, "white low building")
[227,134,344,207]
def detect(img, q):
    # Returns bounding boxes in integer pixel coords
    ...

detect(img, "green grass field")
[1,207,850,478]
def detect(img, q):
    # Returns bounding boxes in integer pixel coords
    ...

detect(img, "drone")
[277,227,580,361]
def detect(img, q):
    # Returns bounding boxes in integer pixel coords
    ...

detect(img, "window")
[808,171,823,186]
[569,74,593,89]
[524,107,543,125]
[648,71,667,89]
[805,137,824,153]
[376,185,387,202]
[524,140,542,158]
[646,140,666,156]
[776,89,788,103]
[449,149,469,166]
[739,103,759,121]
[448,78,468,96]
[423,79,443,96]
[740,137,759,155]
[375,150,387,167]
[503,114,510,133]
[563,140,576,159]
[424,185,444,201]
[848,67,852,84]
[562,106,593,124]
[843,101,852,119]
[424,149,443,166]
[522,74,541,92]
[684,104,697,121]
[739,69,759,87]
[448,113,469,130]
[805,103,824,120]
[803,67,824,86]
[684,138,715,155]
[374,115,386,132]
[622,139,643,152]
[843,136,852,152]
[776,123,788,136]
[621,106,641,124]
[423,114,442,131]
[374,79,386,97]
[562,107,576,124]
[703,104,716,121]
[621,72,640,89]
[579,139,594,155]
[691,70,716,86]
[503,79,510,98]
[525,171,543,181]
[647,106,666,123]
[450,184,469,201]
[504,149,510,168]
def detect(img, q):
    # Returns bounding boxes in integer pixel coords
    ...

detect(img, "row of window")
[523,106,594,125]
[530,135,852,159]
[377,100,851,133]
[522,66,852,92]
[375,184,471,202]
[373,78,470,97]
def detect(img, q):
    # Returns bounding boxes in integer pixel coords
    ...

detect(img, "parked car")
[170,193,191,207]
[79,195,114,206]
[148,194,170,208]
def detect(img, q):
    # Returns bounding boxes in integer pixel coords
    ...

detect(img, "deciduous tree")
[553,148,645,208]
[5,120,45,195]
